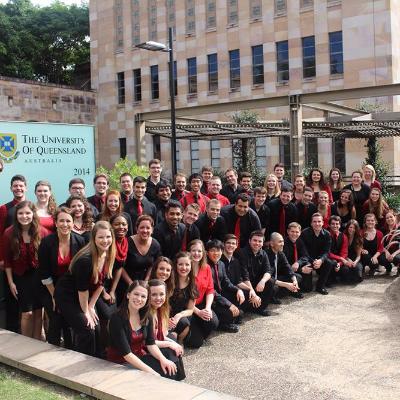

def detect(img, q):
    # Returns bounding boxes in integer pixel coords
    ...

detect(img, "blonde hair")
[363,164,376,182]
[264,173,281,197]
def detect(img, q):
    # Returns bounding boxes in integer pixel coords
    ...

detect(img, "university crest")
[0,133,20,163]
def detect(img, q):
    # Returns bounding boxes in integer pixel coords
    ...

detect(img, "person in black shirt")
[268,188,298,237]
[220,168,242,204]
[220,193,261,248]
[87,174,109,213]
[195,199,227,243]
[236,230,275,316]
[300,213,334,295]
[181,204,201,251]
[119,173,134,205]
[171,173,188,202]
[238,172,254,199]
[295,187,317,229]
[250,187,271,241]
[145,159,163,203]
[153,200,186,259]
[124,176,157,228]
[154,180,173,223]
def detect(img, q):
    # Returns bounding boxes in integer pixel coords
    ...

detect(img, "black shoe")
[292,291,304,299]
[255,307,271,317]
[270,297,282,305]
[316,287,329,295]
[219,323,239,333]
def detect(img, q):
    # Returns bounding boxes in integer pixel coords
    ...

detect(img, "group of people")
[0,159,399,380]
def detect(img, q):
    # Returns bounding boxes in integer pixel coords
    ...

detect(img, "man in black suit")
[195,199,227,243]
[295,187,317,229]
[268,188,297,237]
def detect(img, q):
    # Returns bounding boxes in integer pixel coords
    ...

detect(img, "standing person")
[220,168,242,204]
[186,240,218,348]
[328,168,344,202]
[200,166,213,195]
[119,173,134,205]
[295,187,317,230]
[331,189,357,231]
[207,176,230,207]
[273,163,293,191]
[34,180,57,232]
[343,220,364,283]
[317,191,331,228]
[146,159,163,203]
[220,193,261,248]
[263,173,281,203]
[107,281,178,379]
[154,180,173,223]
[361,188,388,230]
[362,164,382,191]
[171,173,188,202]
[124,176,157,228]
[306,168,333,205]
[250,187,271,240]
[344,170,371,225]
[97,190,133,236]
[236,231,274,316]
[38,207,86,346]
[181,204,201,251]
[66,195,94,242]
[238,172,254,198]
[123,215,161,284]
[300,213,334,295]
[54,221,116,356]
[87,174,109,214]
[292,174,306,204]
[4,201,49,339]
[64,178,98,218]
[195,199,227,243]
[169,252,197,345]
[180,173,209,213]
[268,189,298,237]
[361,213,390,276]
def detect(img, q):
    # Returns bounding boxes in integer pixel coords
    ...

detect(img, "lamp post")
[136,27,177,177]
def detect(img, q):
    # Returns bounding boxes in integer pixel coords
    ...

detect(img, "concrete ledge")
[0,329,239,400]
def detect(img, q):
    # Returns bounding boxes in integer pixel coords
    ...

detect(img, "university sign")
[0,121,95,202]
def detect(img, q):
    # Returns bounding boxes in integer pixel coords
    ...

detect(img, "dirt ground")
[184,275,400,400]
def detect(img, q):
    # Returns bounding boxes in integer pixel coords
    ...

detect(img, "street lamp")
[136,27,177,177]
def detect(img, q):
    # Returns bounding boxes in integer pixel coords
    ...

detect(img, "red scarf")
[156,308,165,341]
[115,237,128,262]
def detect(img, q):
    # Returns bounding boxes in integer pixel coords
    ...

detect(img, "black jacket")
[153,221,186,259]
[195,213,227,243]
[220,254,243,286]
[124,196,157,227]
[283,237,310,271]
[266,248,295,280]
[300,227,331,261]
[237,245,273,285]
[295,202,317,230]
[209,259,238,308]
[268,198,298,237]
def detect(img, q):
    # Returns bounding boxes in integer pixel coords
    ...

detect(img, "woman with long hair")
[328,168,344,202]
[362,164,382,191]
[169,251,198,344]
[66,195,94,242]
[98,190,133,236]
[107,280,178,379]
[331,189,357,231]
[149,256,174,298]
[361,213,390,276]
[54,220,116,356]
[35,180,57,232]
[361,188,388,230]
[342,220,363,283]
[317,191,331,229]
[306,168,333,205]
[263,173,281,203]
[292,174,305,204]
[382,210,400,274]
[3,201,49,339]
[185,239,218,348]
[38,207,86,347]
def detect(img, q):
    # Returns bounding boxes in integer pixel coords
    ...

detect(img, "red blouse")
[57,249,71,276]
[195,264,214,305]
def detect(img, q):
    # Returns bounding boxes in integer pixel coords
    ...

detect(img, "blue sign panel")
[0,121,95,204]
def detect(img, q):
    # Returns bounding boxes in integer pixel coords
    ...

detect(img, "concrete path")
[184,276,400,400]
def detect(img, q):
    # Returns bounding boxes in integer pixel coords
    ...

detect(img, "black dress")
[169,285,195,335]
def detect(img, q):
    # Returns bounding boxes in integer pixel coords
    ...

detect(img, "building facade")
[90,0,400,178]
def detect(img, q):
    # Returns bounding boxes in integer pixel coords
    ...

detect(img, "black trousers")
[300,259,334,291]
[2,272,20,332]
[96,296,117,321]
[339,262,363,283]
[212,298,235,326]
[276,273,303,296]
[361,253,391,273]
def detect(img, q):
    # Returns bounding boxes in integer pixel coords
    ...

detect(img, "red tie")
[234,217,241,242]
[293,242,298,262]
[213,264,222,292]
[279,206,286,235]
[137,200,143,216]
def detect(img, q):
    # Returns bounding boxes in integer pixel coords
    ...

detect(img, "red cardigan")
[195,264,214,305]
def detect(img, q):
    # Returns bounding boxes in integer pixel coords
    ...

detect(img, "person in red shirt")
[4,201,49,339]
[207,176,230,207]
[306,168,333,205]
[180,173,209,213]
[317,191,331,229]
[34,180,57,232]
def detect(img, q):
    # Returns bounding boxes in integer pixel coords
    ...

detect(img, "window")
[333,137,346,172]
[133,69,141,102]
[115,0,124,50]
[148,0,157,41]
[206,0,216,29]
[279,137,291,171]
[211,140,220,168]
[300,0,313,8]
[252,45,264,85]
[256,138,267,168]
[153,135,161,160]
[227,0,238,25]
[229,49,240,90]
[187,57,197,94]
[276,41,289,82]
[275,0,287,15]
[191,140,200,172]
[302,36,316,78]
[250,0,262,19]
[186,0,196,34]
[150,65,159,100]
[305,137,318,168]
[119,138,127,159]
[131,0,140,45]
[208,53,218,92]
[117,72,125,104]
[329,31,343,74]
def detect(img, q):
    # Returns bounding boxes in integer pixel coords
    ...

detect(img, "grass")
[0,364,91,400]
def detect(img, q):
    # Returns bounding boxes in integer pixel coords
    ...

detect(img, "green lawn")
[0,364,90,400]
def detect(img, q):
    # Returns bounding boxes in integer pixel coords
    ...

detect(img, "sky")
[0,0,85,6]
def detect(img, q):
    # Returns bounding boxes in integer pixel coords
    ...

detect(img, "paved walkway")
[184,276,400,400]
